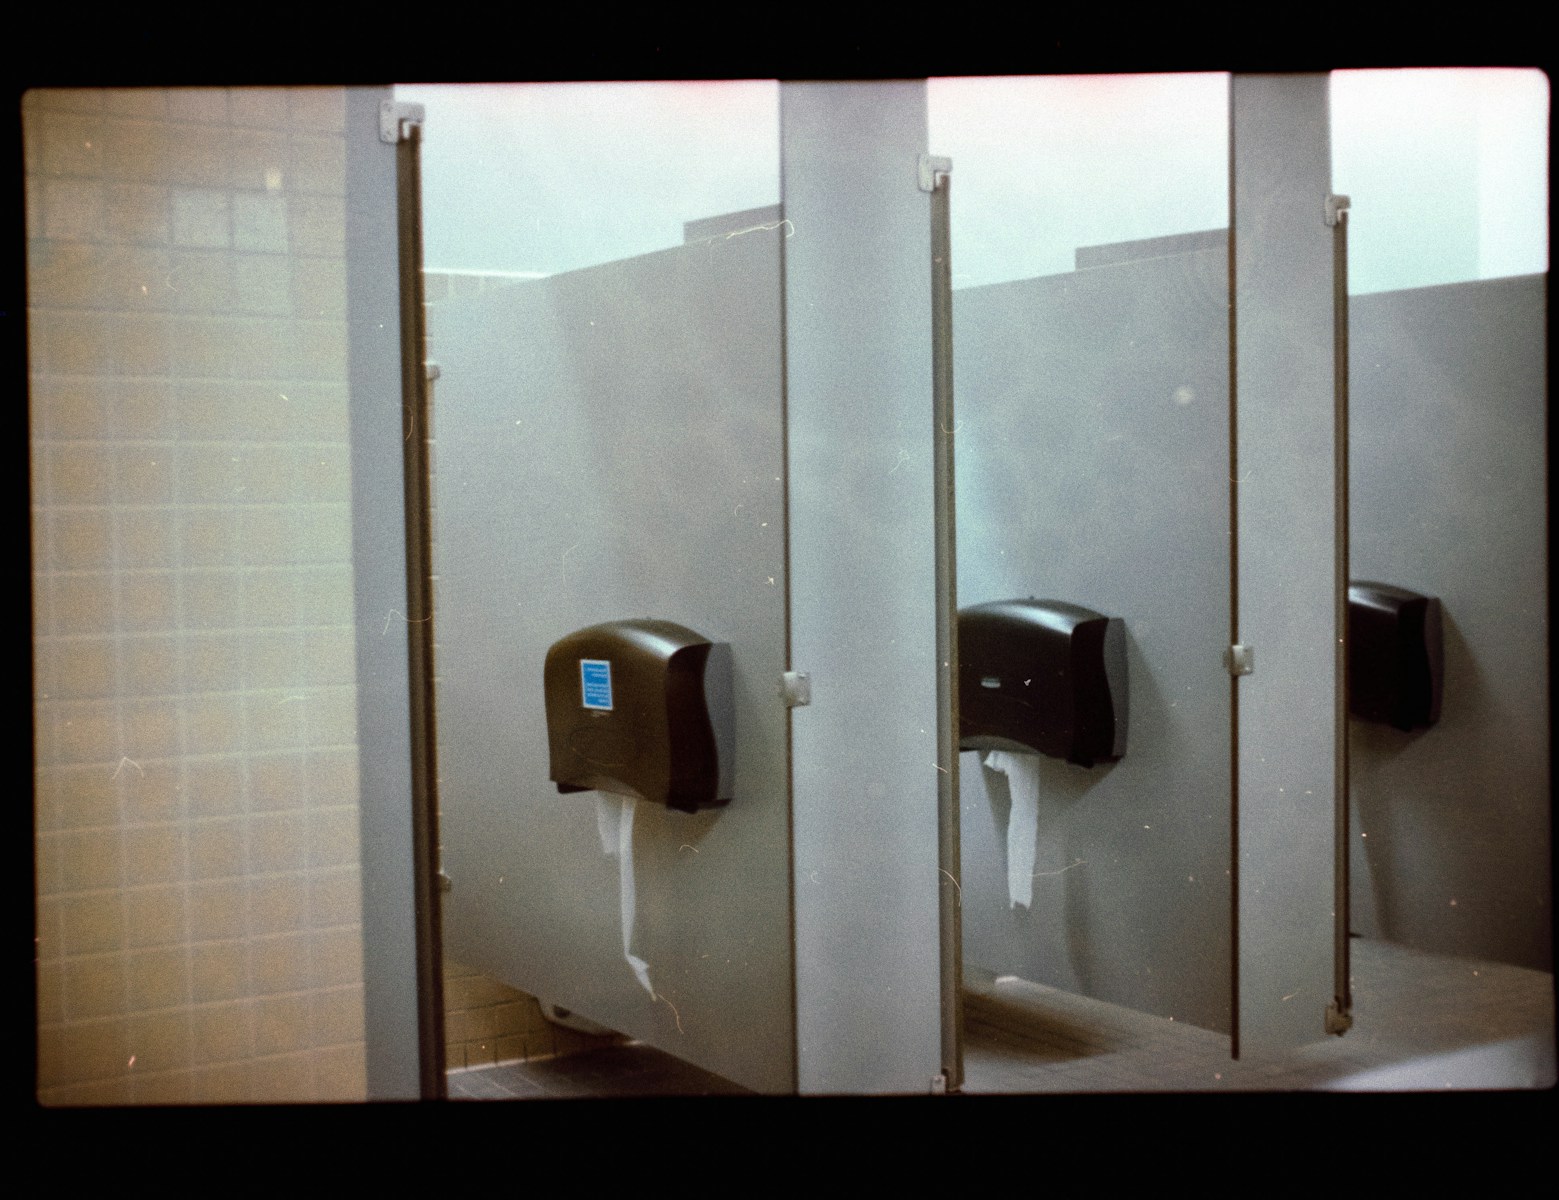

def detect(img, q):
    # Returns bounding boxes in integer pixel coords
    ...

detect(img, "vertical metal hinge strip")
[381,100,427,144]
[919,154,952,193]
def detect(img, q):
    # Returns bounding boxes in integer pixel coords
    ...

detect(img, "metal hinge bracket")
[381,100,426,144]
[1325,193,1352,227]
[918,154,952,193]
[1325,999,1352,1035]
[424,360,441,384]
[781,671,811,708]
[1224,644,1255,676]
[930,1072,949,1094]
[437,870,452,893]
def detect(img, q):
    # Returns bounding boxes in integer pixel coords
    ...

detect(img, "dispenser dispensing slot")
[1348,582,1443,731]
[544,619,734,812]
[957,599,1128,767]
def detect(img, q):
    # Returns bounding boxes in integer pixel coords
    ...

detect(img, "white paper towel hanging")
[984,750,1040,909]
[595,793,655,995]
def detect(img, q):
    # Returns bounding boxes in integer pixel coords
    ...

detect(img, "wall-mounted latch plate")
[781,671,811,707]
[381,100,426,144]
[1325,1000,1352,1035]
[1325,193,1352,227]
[1225,644,1255,676]
[930,1072,948,1094]
[918,154,952,193]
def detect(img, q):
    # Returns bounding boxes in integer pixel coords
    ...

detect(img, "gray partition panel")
[1232,74,1342,1052]
[431,226,793,1093]
[781,82,945,1094]
[1349,274,1550,970]
[954,246,1232,1033]
[345,86,425,1100]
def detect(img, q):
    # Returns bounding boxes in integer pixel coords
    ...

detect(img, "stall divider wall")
[1231,74,1347,1054]
[952,237,1234,1034]
[1347,274,1550,971]
[781,81,947,1094]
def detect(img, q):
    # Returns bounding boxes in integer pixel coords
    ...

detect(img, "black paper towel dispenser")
[545,619,734,813]
[1348,582,1443,731]
[958,599,1128,767]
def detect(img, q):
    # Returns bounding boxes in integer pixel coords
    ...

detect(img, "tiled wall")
[28,86,366,1105]
[425,269,626,1073]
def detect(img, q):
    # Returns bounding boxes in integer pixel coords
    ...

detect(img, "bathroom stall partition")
[413,81,948,1094]
[933,72,1356,1059]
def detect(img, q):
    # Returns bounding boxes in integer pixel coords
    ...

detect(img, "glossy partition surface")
[1335,70,1551,974]
[930,75,1234,1033]
[412,84,795,1092]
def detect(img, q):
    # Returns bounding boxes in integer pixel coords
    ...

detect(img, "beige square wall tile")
[121,634,179,698]
[312,1041,366,1102]
[48,826,125,894]
[47,574,115,636]
[122,823,185,888]
[308,806,360,870]
[124,885,186,948]
[248,753,305,812]
[254,992,311,1057]
[188,1061,252,1105]
[228,128,287,190]
[250,1052,314,1103]
[247,811,306,874]
[49,443,116,506]
[35,765,122,831]
[120,698,182,762]
[118,571,177,632]
[127,944,188,1011]
[308,867,361,929]
[182,755,247,818]
[182,696,245,758]
[310,925,363,990]
[311,984,364,1047]
[126,1009,193,1074]
[42,177,105,240]
[104,182,171,244]
[187,878,247,942]
[187,818,245,882]
[249,874,309,935]
[130,1068,194,1106]
[229,89,291,130]
[48,509,113,573]
[250,931,310,995]
[59,893,126,957]
[42,700,118,769]
[288,89,345,133]
[190,999,253,1065]
[36,956,66,1024]
[39,1017,131,1090]
[190,939,248,1004]
[116,448,176,504]
[44,638,117,699]
[64,954,127,1021]
[116,510,179,570]
[121,756,183,825]
[304,747,357,807]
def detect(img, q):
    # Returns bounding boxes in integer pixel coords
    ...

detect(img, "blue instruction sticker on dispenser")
[580,659,614,710]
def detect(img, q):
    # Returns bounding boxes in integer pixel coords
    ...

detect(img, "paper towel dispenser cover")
[958,599,1127,767]
[1348,582,1443,731]
[545,619,734,813]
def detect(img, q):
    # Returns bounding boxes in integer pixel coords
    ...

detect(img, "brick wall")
[28,86,366,1105]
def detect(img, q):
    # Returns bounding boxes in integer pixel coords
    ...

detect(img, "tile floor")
[446,1039,751,1099]
[446,938,1555,1098]
[961,938,1555,1093]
